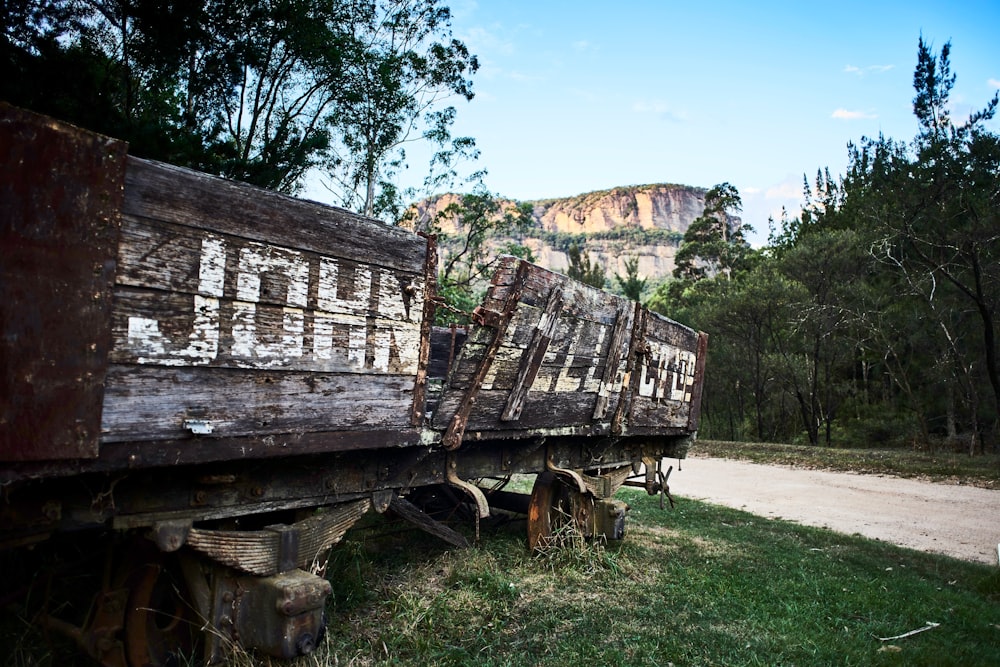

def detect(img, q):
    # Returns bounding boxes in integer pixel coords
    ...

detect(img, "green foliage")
[530,227,683,254]
[674,39,1000,451]
[326,1,480,218]
[426,183,534,323]
[0,0,477,215]
[674,182,752,282]
[565,242,607,289]
[614,256,647,301]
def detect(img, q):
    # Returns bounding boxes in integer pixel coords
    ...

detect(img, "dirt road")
[667,456,1000,565]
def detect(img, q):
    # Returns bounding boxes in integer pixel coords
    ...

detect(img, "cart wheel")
[527,471,594,551]
[117,546,200,667]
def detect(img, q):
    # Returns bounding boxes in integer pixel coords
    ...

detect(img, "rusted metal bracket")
[441,262,530,450]
[445,453,490,520]
[544,449,588,495]
[623,456,675,509]
[38,588,129,667]
[502,284,564,421]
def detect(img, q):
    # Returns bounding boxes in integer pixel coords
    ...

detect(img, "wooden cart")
[1,105,706,666]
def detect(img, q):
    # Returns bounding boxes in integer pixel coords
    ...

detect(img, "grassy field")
[310,488,999,667]
[5,461,999,666]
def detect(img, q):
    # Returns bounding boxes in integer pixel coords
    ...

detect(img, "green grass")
[5,483,999,666]
[693,439,1000,489]
[310,489,999,667]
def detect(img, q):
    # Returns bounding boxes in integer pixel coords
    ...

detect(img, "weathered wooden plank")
[593,299,636,420]
[502,284,564,421]
[410,234,438,426]
[435,388,623,431]
[450,307,615,371]
[123,157,426,274]
[447,343,613,393]
[110,287,422,374]
[628,395,693,429]
[116,217,423,319]
[1,105,127,461]
[612,306,647,435]
[441,262,530,449]
[687,331,709,431]
[428,326,468,379]
[100,366,416,442]
[482,258,621,324]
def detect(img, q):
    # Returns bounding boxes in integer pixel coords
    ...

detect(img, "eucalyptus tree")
[673,182,750,282]
[566,243,607,289]
[325,0,479,219]
[2,0,480,210]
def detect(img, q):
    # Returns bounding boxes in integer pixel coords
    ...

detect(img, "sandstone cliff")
[530,183,706,234]
[408,183,716,284]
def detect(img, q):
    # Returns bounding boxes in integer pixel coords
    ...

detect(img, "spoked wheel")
[526,471,594,551]
[115,544,201,667]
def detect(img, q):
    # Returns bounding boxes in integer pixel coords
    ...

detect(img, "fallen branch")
[877,621,940,642]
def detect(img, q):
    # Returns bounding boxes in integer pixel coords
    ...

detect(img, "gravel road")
[667,456,1000,565]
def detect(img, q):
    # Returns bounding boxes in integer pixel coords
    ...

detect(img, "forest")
[3,2,997,453]
[653,39,1000,453]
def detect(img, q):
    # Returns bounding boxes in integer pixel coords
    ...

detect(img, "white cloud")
[844,64,894,76]
[573,40,596,53]
[989,78,1000,90]
[461,26,516,56]
[832,108,877,120]
[632,100,688,122]
[765,182,801,200]
[507,70,544,83]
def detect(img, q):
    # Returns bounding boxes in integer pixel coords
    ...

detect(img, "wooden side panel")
[100,157,427,444]
[433,259,631,433]
[0,105,127,461]
[628,311,702,430]
[433,257,706,439]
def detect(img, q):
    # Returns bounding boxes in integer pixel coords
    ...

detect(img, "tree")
[324,0,479,219]
[1,0,479,208]
[673,182,750,282]
[566,243,607,289]
[615,256,646,301]
[845,38,1000,451]
[419,182,533,323]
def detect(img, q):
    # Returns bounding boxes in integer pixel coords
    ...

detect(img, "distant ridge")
[408,183,718,283]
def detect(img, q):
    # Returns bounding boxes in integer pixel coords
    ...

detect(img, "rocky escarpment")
[408,183,715,283]
[530,183,706,234]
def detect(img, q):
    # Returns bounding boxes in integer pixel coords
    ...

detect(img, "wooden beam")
[501,284,564,421]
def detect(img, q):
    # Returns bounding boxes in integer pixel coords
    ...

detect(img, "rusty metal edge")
[410,233,438,427]
[687,331,709,432]
[611,302,648,436]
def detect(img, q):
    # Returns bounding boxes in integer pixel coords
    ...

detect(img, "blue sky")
[406,0,1000,245]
